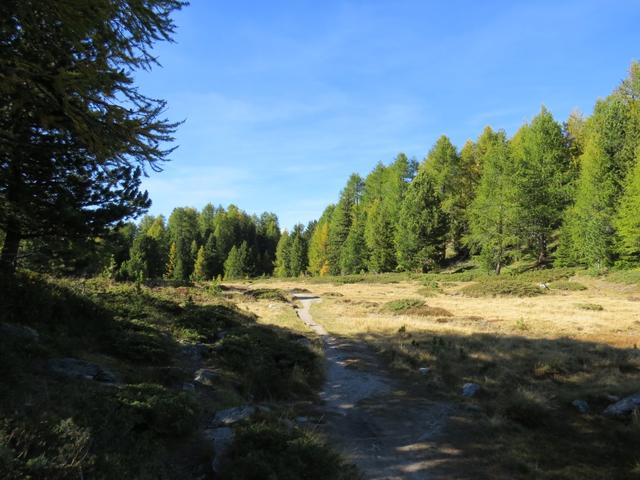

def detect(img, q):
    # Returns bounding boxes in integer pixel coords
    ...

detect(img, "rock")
[180,342,209,362]
[419,367,431,376]
[212,405,255,426]
[295,416,308,424]
[48,358,117,383]
[462,383,480,397]
[204,427,235,474]
[1,323,39,342]
[182,382,195,392]
[603,392,640,416]
[571,399,590,414]
[604,394,620,403]
[194,368,220,386]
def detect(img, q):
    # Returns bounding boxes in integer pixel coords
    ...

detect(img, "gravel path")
[294,295,456,480]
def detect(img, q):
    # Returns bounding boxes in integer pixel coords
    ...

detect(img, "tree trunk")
[0,218,21,275]
[537,239,547,267]
[495,260,501,275]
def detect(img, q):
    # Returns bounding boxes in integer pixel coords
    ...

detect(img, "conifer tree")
[395,169,448,272]
[192,246,207,281]
[614,150,640,264]
[274,231,291,277]
[340,207,367,274]
[203,234,221,279]
[0,0,185,274]
[423,136,459,253]
[511,107,571,264]
[288,224,308,277]
[466,131,518,274]
[165,242,177,279]
[327,174,363,274]
[364,199,395,272]
[307,206,333,276]
[224,241,251,280]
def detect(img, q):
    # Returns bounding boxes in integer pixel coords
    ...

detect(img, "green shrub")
[505,267,577,283]
[461,278,544,297]
[216,327,321,399]
[115,384,200,436]
[0,417,94,480]
[245,288,290,302]
[382,298,425,313]
[106,318,174,364]
[576,303,604,311]
[551,280,587,291]
[606,269,640,284]
[222,420,360,480]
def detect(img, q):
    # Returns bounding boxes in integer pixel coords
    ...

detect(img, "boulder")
[462,383,480,397]
[1,323,39,342]
[180,342,209,362]
[194,368,220,386]
[182,382,196,392]
[48,358,117,383]
[212,405,255,427]
[204,427,235,474]
[603,392,640,416]
[571,399,590,414]
[419,367,431,376]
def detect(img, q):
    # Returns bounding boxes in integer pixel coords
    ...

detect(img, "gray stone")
[603,392,640,416]
[48,358,117,383]
[462,383,480,397]
[194,368,220,386]
[1,323,39,342]
[204,427,235,474]
[212,405,255,426]
[604,394,620,403]
[180,342,209,362]
[571,399,590,414]
[419,367,431,376]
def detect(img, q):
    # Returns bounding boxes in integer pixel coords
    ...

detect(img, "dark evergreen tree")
[466,131,518,274]
[340,207,367,274]
[327,174,363,274]
[224,241,251,280]
[511,107,571,264]
[288,224,308,277]
[0,0,185,274]
[395,169,448,272]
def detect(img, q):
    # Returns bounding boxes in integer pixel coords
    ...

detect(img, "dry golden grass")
[231,274,640,479]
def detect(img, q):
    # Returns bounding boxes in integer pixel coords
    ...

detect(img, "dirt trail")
[294,295,464,480]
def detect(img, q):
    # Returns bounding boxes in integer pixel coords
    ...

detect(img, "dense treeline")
[276,62,640,276]
[16,204,281,281]
[123,205,281,281]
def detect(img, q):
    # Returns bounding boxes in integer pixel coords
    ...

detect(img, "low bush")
[606,269,640,284]
[245,288,290,302]
[460,278,544,297]
[382,298,425,313]
[551,280,587,291]
[221,420,360,480]
[216,327,322,399]
[576,303,604,311]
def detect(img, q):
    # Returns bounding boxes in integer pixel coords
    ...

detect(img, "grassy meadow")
[242,268,640,479]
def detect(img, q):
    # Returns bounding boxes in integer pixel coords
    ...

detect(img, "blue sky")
[138,0,640,229]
